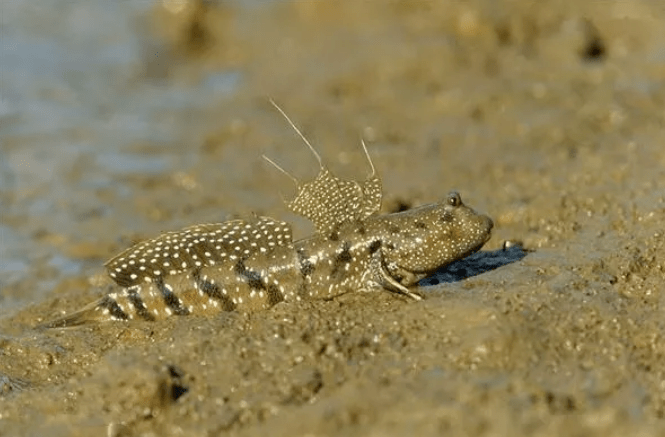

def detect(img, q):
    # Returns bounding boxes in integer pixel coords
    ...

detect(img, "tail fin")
[37,298,116,329]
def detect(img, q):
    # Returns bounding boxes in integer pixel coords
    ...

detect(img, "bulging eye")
[447,192,462,207]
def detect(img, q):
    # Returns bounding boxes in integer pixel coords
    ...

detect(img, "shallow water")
[2,0,665,435]
[0,0,242,315]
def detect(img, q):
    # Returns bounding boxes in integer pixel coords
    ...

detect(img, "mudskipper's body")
[43,105,493,328]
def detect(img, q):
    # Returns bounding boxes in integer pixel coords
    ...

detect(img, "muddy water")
[2,0,665,435]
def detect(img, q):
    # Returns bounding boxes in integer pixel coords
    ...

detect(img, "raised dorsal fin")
[284,168,381,236]
[266,100,382,236]
[105,216,293,288]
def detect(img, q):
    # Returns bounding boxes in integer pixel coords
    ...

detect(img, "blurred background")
[2,1,665,435]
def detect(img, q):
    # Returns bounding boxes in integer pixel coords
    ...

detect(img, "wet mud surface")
[2,0,665,435]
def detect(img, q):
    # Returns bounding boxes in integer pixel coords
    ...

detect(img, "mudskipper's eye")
[447,192,462,207]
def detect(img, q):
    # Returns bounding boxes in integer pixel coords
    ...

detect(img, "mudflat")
[2,1,665,435]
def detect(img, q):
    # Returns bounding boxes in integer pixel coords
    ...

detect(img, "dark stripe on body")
[294,247,313,299]
[98,295,129,320]
[330,241,353,280]
[234,261,265,290]
[155,276,189,316]
[297,248,314,277]
[234,260,285,307]
[246,270,264,290]
[127,286,156,321]
[267,284,285,306]
[192,270,236,311]
[368,240,381,254]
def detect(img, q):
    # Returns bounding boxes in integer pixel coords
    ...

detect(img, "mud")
[2,0,665,435]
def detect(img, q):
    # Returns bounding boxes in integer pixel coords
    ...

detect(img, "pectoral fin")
[370,250,423,301]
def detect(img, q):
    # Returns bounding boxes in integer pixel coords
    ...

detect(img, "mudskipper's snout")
[486,215,494,231]
[483,215,494,241]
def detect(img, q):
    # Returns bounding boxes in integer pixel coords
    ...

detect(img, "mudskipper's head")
[378,192,493,282]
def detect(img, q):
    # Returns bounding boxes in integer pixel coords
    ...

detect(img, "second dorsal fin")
[266,101,382,237]
[105,216,293,288]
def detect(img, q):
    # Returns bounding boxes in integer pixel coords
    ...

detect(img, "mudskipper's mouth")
[468,216,493,254]
[482,215,494,243]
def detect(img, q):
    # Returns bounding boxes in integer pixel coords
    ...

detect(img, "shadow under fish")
[419,242,529,286]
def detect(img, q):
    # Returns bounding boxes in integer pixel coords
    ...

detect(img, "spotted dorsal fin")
[285,167,381,236]
[266,101,382,236]
[105,216,293,288]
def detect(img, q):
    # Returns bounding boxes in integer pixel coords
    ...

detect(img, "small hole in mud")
[582,36,606,61]
[580,20,606,62]
[386,199,412,213]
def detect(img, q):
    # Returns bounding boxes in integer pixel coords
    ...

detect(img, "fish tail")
[37,296,128,329]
